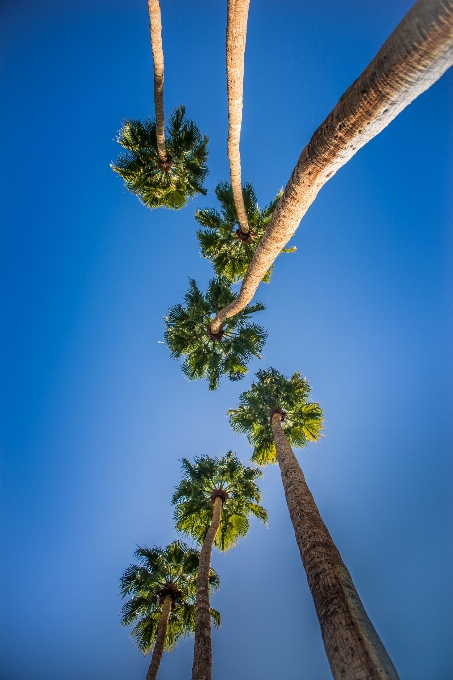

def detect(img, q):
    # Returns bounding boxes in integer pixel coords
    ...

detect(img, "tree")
[164,277,267,390]
[111,0,208,209]
[172,452,267,680]
[196,181,295,283]
[229,368,400,680]
[120,541,220,680]
[226,0,251,234]
[209,0,453,333]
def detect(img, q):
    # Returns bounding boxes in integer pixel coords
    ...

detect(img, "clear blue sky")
[1,1,452,679]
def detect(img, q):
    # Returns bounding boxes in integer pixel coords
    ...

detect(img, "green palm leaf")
[120,541,220,654]
[196,182,295,283]
[228,367,324,465]
[172,452,267,551]
[112,105,208,210]
[164,277,267,390]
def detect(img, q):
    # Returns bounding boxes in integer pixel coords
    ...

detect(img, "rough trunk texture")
[227,0,251,233]
[148,0,167,162]
[212,0,453,327]
[271,414,399,680]
[191,497,223,680]
[145,594,172,680]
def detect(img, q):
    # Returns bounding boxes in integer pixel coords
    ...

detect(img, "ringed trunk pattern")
[212,0,453,328]
[271,414,399,680]
[191,496,223,680]
[145,594,172,680]
[227,0,251,233]
[147,0,167,163]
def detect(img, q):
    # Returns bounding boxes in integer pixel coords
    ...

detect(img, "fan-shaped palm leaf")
[196,182,295,283]
[112,106,208,210]
[228,367,323,465]
[164,277,267,390]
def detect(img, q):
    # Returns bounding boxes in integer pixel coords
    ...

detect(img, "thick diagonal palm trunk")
[145,594,172,680]
[227,0,251,234]
[191,497,222,680]
[147,0,167,163]
[271,413,399,680]
[210,0,453,333]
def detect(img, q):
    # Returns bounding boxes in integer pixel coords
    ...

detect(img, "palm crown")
[228,367,324,465]
[164,277,267,390]
[196,182,295,283]
[120,541,220,653]
[172,452,267,551]
[112,105,208,210]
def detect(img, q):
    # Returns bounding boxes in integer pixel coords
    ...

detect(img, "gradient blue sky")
[1,1,452,679]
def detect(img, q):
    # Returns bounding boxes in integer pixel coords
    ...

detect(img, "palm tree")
[164,277,267,390]
[226,0,251,234]
[196,181,295,283]
[208,0,453,333]
[111,0,208,209]
[172,452,267,680]
[120,541,220,680]
[228,368,400,680]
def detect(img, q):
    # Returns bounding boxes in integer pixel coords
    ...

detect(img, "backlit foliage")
[228,367,323,465]
[172,452,267,551]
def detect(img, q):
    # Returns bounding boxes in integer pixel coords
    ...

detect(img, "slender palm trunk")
[145,594,172,680]
[191,496,222,680]
[147,0,167,163]
[210,0,453,333]
[227,0,251,234]
[271,414,399,680]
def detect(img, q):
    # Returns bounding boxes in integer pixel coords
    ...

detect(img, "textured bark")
[211,0,453,329]
[191,497,222,680]
[147,0,167,162]
[145,594,172,680]
[227,0,251,233]
[271,414,399,680]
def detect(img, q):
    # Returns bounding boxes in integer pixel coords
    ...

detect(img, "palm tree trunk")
[227,0,251,234]
[271,414,399,680]
[191,496,223,680]
[145,594,172,680]
[147,0,167,163]
[209,0,453,333]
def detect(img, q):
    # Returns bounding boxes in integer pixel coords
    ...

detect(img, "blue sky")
[0,1,452,679]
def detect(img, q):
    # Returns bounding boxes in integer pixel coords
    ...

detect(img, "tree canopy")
[112,105,208,210]
[196,182,295,283]
[228,367,324,465]
[120,541,220,654]
[164,277,267,390]
[172,452,267,551]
